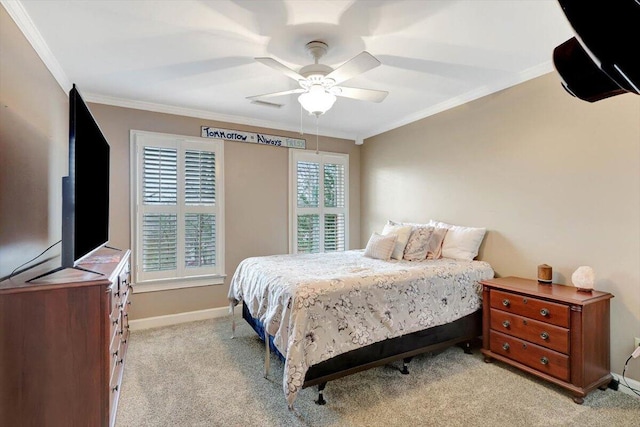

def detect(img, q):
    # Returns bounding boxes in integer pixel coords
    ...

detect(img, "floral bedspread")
[228,250,494,406]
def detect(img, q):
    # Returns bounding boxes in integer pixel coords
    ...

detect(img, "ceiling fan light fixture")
[298,85,336,116]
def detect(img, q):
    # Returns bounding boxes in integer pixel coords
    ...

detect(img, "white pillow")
[382,222,413,260]
[428,220,486,261]
[364,232,398,260]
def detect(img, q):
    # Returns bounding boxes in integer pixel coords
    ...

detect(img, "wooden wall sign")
[201,126,306,149]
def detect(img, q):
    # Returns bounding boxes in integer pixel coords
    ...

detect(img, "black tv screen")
[61,85,110,267]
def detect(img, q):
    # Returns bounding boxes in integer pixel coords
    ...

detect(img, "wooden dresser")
[481,276,613,404]
[0,247,132,426]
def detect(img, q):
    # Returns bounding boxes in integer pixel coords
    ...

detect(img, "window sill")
[132,275,226,293]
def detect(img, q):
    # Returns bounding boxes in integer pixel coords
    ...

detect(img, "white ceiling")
[8,0,574,141]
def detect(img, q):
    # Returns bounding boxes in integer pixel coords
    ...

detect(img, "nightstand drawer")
[490,330,569,382]
[490,308,570,353]
[490,289,570,328]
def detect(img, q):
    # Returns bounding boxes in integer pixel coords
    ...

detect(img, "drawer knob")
[112,385,119,393]
[502,320,511,328]
[112,318,119,325]
[540,308,550,317]
[540,332,549,340]
[502,343,510,351]
[502,299,510,307]
[540,357,549,365]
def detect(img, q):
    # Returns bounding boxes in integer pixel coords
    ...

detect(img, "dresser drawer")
[109,343,119,390]
[490,330,569,382]
[121,311,130,348]
[490,308,570,354]
[118,262,131,292]
[109,357,123,423]
[109,284,120,318]
[490,289,570,328]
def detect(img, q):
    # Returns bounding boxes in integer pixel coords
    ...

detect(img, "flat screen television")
[61,84,110,268]
[28,84,110,282]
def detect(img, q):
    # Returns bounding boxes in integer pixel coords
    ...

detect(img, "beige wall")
[0,7,67,278]
[361,72,640,379]
[0,3,361,319]
[88,104,360,319]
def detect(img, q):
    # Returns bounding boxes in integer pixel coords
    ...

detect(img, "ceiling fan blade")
[255,57,306,81]
[246,88,305,100]
[334,86,388,103]
[325,51,381,85]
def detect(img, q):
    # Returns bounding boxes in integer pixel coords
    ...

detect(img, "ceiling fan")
[247,41,388,116]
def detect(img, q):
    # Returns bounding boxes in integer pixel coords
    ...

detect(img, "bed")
[228,248,493,407]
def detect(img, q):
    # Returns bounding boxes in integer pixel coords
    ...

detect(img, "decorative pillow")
[428,220,486,261]
[425,227,448,260]
[403,226,435,261]
[364,232,398,260]
[381,222,413,260]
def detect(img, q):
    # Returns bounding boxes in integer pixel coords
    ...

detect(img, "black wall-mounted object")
[553,0,639,102]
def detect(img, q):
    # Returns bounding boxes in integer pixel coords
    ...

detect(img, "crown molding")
[84,93,357,142]
[4,0,554,145]
[2,0,71,93]
[363,61,556,140]
[2,1,355,142]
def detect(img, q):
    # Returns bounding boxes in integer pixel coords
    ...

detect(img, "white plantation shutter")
[324,213,345,252]
[323,162,346,252]
[297,214,320,253]
[185,150,215,205]
[142,213,177,271]
[141,146,178,275]
[185,213,216,268]
[132,131,224,285]
[324,163,345,208]
[290,151,348,254]
[297,161,319,208]
[143,147,177,205]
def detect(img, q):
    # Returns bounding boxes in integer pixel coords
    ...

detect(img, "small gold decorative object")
[572,266,595,292]
[537,264,552,284]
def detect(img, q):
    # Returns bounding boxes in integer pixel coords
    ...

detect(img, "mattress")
[228,250,494,405]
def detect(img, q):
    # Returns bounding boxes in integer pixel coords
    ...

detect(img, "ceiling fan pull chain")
[300,103,303,135]
[316,116,320,155]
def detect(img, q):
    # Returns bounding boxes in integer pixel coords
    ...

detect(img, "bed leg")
[401,357,413,375]
[315,382,327,405]
[264,333,271,379]
[229,303,236,339]
[458,341,472,354]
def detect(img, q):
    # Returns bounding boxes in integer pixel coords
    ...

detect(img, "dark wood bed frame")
[242,302,482,404]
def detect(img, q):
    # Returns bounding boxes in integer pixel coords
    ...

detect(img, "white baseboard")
[612,373,640,399]
[129,306,238,331]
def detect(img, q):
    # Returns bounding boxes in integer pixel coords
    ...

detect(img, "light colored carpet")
[116,316,639,426]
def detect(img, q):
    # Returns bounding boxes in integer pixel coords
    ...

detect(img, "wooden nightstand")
[481,276,613,404]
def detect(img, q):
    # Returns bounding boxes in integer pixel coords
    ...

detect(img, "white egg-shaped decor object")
[572,266,595,292]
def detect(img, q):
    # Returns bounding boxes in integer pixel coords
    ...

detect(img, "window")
[290,150,348,253]
[131,131,224,290]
